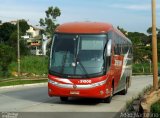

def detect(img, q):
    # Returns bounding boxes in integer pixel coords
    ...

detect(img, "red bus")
[48,22,132,103]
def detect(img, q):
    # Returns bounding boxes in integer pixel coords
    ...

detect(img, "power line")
[0,15,19,22]
[0,15,31,23]
[0,15,17,19]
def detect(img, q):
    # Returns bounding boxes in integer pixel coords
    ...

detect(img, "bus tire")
[60,97,68,101]
[121,79,128,95]
[103,84,114,103]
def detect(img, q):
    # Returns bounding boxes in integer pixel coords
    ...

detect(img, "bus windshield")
[49,34,107,78]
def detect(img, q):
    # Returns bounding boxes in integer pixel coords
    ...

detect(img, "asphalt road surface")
[0,76,153,118]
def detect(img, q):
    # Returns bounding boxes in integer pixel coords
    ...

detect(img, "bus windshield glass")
[49,34,107,78]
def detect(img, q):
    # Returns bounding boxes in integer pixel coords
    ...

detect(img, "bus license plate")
[70,91,79,95]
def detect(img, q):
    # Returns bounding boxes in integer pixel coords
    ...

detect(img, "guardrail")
[132,73,152,75]
[0,77,48,83]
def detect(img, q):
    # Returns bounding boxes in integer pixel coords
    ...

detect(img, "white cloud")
[126,5,151,10]
[110,4,160,11]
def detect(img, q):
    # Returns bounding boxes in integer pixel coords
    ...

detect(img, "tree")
[116,26,152,63]
[147,27,160,62]
[117,26,128,36]
[157,30,160,39]
[147,27,159,34]
[147,27,152,34]
[19,19,30,35]
[0,22,16,43]
[0,20,2,24]
[39,6,61,38]
[128,32,149,46]
[9,31,30,56]
[0,20,29,43]
[127,32,151,63]
[0,20,30,76]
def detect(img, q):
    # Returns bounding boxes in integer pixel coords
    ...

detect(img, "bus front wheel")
[103,85,114,103]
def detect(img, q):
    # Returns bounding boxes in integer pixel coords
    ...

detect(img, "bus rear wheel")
[60,97,68,102]
[121,80,128,95]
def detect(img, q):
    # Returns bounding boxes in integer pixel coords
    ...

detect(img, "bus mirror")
[106,39,112,56]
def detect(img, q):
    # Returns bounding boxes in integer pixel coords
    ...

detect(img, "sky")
[0,0,160,33]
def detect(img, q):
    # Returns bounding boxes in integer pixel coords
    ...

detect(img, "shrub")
[9,56,48,76]
[151,101,160,113]
[0,44,15,77]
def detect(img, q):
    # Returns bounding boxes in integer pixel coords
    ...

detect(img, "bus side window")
[114,33,119,55]
[118,35,121,55]
[107,32,112,68]
[121,40,125,55]
[120,38,124,55]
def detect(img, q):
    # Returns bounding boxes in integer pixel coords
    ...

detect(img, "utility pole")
[149,59,152,73]
[152,0,158,90]
[17,19,21,76]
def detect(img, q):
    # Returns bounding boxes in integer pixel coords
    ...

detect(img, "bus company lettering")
[115,60,122,66]
[79,80,92,84]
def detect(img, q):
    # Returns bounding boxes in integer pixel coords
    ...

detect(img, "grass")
[124,80,160,113]
[151,80,160,113]
[0,55,48,86]
[9,56,48,76]
[133,62,160,75]
[0,79,47,87]
[124,85,153,112]
[151,101,160,113]
[132,63,152,74]
[2,55,159,79]
[6,55,160,77]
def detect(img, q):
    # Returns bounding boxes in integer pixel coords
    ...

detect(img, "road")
[0,76,153,118]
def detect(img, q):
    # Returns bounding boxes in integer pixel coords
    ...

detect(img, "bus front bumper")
[48,82,111,99]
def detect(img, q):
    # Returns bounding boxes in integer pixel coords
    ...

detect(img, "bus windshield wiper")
[74,36,90,79]
[77,58,90,79]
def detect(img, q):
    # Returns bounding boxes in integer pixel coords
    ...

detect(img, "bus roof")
[55,22,113,34]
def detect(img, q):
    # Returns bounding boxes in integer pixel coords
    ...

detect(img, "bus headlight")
[91,80,107,87]
[48,79,58,85]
